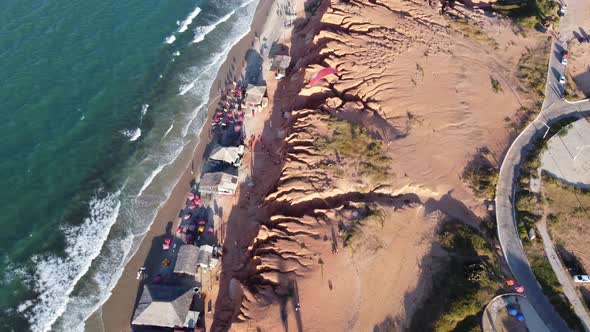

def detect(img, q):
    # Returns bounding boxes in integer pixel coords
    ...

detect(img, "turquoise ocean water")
[0,0,257,330]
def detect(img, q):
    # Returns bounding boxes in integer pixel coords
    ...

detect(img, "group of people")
[211,81,248,144]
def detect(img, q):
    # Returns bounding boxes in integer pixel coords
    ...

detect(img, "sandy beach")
[85,1,277,331]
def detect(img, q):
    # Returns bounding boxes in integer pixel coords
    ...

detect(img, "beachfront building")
[196,244,218,270]
[173,244,218,276]
[244,84,267,116]
[174,244,200,276]
[199,171,239,196]
[132,285,200,330]
[209,144,244,167]
[271,55,291,79]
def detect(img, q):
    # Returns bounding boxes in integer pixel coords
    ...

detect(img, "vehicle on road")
[559,5,566,16]
[559,75,566,85]
[573,275,590,283]
[562,50,568,65]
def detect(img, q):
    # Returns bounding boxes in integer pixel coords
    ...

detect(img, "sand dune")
[212,0,542,330]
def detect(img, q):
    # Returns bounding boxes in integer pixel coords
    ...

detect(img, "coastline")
[84,1,274,331]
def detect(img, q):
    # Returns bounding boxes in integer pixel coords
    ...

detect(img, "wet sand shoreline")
[85,1,274,331]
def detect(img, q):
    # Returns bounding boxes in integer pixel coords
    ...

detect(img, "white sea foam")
[137,164,164,198]
[140,104,149,116]
[163,124,174,138]
[19,190,121,332]
[164,35,176,44]
[191,0,256,44]
[121,128,141,141]
[178,6,201,33]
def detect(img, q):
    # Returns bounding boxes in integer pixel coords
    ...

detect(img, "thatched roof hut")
[199,172,239,195]
[271,55,291,76]
[174,245,199,276]
[244,84,267,106]
[132,285,199,329]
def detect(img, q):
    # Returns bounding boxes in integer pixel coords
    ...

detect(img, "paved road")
[495,1,590,330]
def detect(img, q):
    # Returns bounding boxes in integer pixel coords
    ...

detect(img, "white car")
[573,275,590,283]
[559,5,566,16]
[562,57,568,65]
[559,75,566,85]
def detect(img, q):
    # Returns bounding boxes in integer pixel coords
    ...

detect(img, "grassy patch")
[450,19,498,49]
[491,76,503,93]
[463,147,498,200]
[410,222,503,332]
[493,0,559,31]
[525,241,584,330]
[339,203,386,246]
[315,118,391,185]
[564,72,586,101]
[517,39,551,99]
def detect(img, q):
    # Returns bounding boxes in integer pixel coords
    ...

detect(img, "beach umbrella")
[188,193,195,200]
[193,197,201,205]
[234,124,242,132]
[176,226,183,234]
[514,285,525,293]
[228,112,234,117]
[309,67,339,86]
[214,117,220,123]
[505,278,515,286]
[199,220,207,225]
[208,226,214,233]
[516,313,525,321]
[238,116,245,122]
[189,204,197,210]
[216,111,223,116]
[183,213,192,220]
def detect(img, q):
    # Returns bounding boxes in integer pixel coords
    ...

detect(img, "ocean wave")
[136,164,164,198]
[140,104,149,116]
[163,124,174,138]
[178,51,225,96]
[164,35,176,44]
[121,128,142,141]
[19,190,121,332]
[191,0,256,45]
[178,6,201,33]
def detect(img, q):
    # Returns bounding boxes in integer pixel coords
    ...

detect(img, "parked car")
[559,5,566,16]
[562,50,569,64]
[573,275,590,283]
[559,74,566,85]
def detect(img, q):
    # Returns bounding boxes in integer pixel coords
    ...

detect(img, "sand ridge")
[211,0,543,331]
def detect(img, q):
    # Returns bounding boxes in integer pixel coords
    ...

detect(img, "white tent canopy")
[209,145,244,165]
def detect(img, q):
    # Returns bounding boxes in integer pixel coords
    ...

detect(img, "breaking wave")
[121,128,142,142]
[178,6,201,33]
[18,190,121,332]
[164,35,176,44]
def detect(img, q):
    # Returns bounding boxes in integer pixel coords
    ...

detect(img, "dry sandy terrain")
[210,0,546,331]
[567,40,590,97]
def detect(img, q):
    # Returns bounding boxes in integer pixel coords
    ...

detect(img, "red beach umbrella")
[198,220,206,225]
[234,124,242,132]
[189,204,197,210]
[183,213,191,220]
[193,198,201,205]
